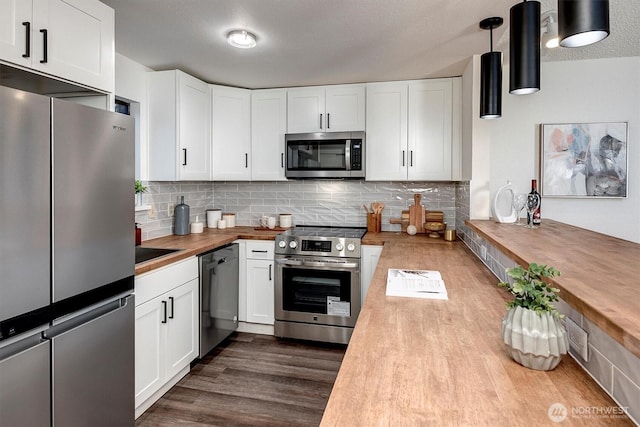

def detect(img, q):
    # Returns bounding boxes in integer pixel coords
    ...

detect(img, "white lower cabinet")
[134,257,199,418]
[237,240,275,328]
[361,245,383,305]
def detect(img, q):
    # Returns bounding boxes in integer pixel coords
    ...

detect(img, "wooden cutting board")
[409,194,425,234]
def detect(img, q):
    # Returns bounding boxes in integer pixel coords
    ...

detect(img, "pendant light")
[479,17,504,119]
[509,0,541,95]
[558,0,609,47]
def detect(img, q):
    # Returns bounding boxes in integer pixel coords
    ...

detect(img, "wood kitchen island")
[321,236,632,426]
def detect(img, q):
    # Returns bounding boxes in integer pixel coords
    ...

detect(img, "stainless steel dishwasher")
[199,243,239,357]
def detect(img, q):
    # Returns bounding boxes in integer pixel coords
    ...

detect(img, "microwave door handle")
[345,140,351,171]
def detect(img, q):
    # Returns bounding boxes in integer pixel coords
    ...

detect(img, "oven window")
[287,142,346,170]
[282,268,352,314]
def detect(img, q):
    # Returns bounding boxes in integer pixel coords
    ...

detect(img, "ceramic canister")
[206,209,222,228]
[222,213,235,228]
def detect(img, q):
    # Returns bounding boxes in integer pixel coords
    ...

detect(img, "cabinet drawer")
[245,241,274,260]
[135,257,198,306]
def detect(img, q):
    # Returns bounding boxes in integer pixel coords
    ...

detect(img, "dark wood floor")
[136,332,346,427]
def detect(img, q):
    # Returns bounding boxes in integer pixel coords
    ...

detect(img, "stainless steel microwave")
[285,131,365,179]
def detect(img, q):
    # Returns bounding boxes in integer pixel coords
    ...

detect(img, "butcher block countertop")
[467,219,640,359]
[134,226,280,275]
[321,235,631,426]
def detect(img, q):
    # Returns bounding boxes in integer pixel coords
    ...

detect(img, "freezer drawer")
[0,334,51,426]
[49,295,134,427]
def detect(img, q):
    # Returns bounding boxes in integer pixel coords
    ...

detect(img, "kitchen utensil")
[363,204,371,213]
[367,213,381,232]
[389,210,410,232]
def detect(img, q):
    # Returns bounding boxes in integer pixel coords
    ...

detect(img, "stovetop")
[281,225,367,239]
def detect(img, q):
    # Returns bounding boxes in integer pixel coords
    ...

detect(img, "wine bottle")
[529,179,541,226]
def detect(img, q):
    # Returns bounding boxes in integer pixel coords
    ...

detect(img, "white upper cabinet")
[211,85,251,180]
[366,78,461,181]
[287,84,365,133]
[0,0,115,93]
[148,70,211,181]
[365,81,408,181]
[251,89,287,181]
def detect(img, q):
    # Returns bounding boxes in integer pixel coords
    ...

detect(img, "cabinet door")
[251,89,287,181]
[325,84,365,132]
[0,0,32,67]
[134,297,164,408]
[287,87,325,133]
[361,245,383,305]
[32,0,114,92]
[407,79,453,181]
[365,82,408,181]
[246,259,274,324]
[178,72,210,180]
[165,278,198,380]
[212,85,251,180]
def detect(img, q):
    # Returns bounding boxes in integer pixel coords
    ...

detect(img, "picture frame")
[540,122,628,198]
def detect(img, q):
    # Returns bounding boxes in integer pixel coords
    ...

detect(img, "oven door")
[275,255,361,327]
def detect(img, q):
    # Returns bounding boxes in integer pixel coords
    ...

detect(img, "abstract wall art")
[540,122,628,198]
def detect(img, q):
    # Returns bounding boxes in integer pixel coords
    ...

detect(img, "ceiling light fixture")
[510,0,541,95]
[541,11,559,48]
[558,0,610,48]
[227,30,257,49]
[479,17,504,119]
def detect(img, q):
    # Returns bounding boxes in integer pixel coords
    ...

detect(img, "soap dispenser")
[492,181,518,223]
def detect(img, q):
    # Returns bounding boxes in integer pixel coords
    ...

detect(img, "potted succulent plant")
[498,263,569,371]
[135,180,147,206]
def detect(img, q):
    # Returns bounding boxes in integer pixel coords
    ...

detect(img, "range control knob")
[347,243,356,252]
[335,243,344,251]
[278,240,287,248]
[289,240,298,249]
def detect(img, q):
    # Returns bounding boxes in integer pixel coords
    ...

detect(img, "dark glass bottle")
[529,179,541,226]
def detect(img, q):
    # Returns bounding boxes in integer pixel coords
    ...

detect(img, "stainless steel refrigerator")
[0,85,135,426]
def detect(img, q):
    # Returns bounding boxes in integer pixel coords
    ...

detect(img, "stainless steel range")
[274,226,366,344]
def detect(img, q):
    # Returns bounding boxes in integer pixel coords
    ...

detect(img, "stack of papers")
[386,269,448,300]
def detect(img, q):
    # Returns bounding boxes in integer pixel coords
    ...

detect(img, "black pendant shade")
[509,1,541,95]
[558,0,610,47]
[479,17,503,119]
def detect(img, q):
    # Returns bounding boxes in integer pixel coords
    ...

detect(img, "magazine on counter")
[386,268,448,300]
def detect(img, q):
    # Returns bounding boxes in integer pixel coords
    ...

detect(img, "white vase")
[135,193,143,206]
[501,306,569,371]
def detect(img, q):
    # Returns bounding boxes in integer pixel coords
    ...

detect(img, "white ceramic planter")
[501,306,569,371]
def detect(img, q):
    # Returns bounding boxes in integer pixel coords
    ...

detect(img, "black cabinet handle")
[245,153,248,168]
[39,29,47,63]
[161,300,167,323]
[281,153,284,168]
[168,296,174,319]
[327,113,330,129]
[410,150,414,167]
[402,150,406,167]
[319,113,323,129]
[22,22,30,58]
[251,250,268,253]
[182,148,187,166]
[268,264,272,281]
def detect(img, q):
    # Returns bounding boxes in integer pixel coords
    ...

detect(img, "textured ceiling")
[102,0,640,89]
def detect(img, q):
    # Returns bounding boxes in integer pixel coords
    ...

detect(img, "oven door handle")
[276,258,359,269]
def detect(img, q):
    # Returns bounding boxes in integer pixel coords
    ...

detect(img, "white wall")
[479,57,639,243]
[115,53,153,180]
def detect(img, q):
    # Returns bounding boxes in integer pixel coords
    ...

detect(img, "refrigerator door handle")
[44,297,131,339]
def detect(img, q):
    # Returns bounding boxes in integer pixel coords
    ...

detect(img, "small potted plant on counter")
[135,180,147,206]
[498,263,569,371]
